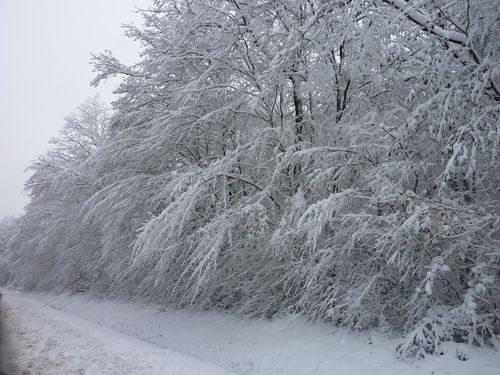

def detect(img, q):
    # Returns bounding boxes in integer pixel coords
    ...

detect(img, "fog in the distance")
[0,0,149,217]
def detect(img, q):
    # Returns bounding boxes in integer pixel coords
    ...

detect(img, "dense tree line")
[1,0,499,358]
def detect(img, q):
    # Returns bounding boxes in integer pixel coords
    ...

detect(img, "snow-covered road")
[1,290,234,375]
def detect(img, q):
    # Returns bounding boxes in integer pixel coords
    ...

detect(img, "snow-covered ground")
[1,290,234,374]
[2,288,499,375]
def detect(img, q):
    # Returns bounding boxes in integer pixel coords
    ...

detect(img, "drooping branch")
[382,0,467,45]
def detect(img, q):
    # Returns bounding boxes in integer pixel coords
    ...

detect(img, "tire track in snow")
[0,292,18,375]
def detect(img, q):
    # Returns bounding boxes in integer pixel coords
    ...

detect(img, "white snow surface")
[1,289,235,375]
[3,288,500,375]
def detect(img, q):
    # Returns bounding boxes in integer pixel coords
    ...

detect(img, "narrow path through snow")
[2,291,234,375]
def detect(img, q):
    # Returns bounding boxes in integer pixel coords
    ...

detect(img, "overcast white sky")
[0,0,150,218]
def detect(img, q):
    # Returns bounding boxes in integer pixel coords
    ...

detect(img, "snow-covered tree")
[0,216,18,285]
[7,96,109,292]
[6,0,499,358]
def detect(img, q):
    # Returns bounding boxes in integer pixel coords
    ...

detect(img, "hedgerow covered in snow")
[1,0,499,358]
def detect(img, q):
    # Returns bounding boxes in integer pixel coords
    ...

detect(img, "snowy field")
[2,288,499,375]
